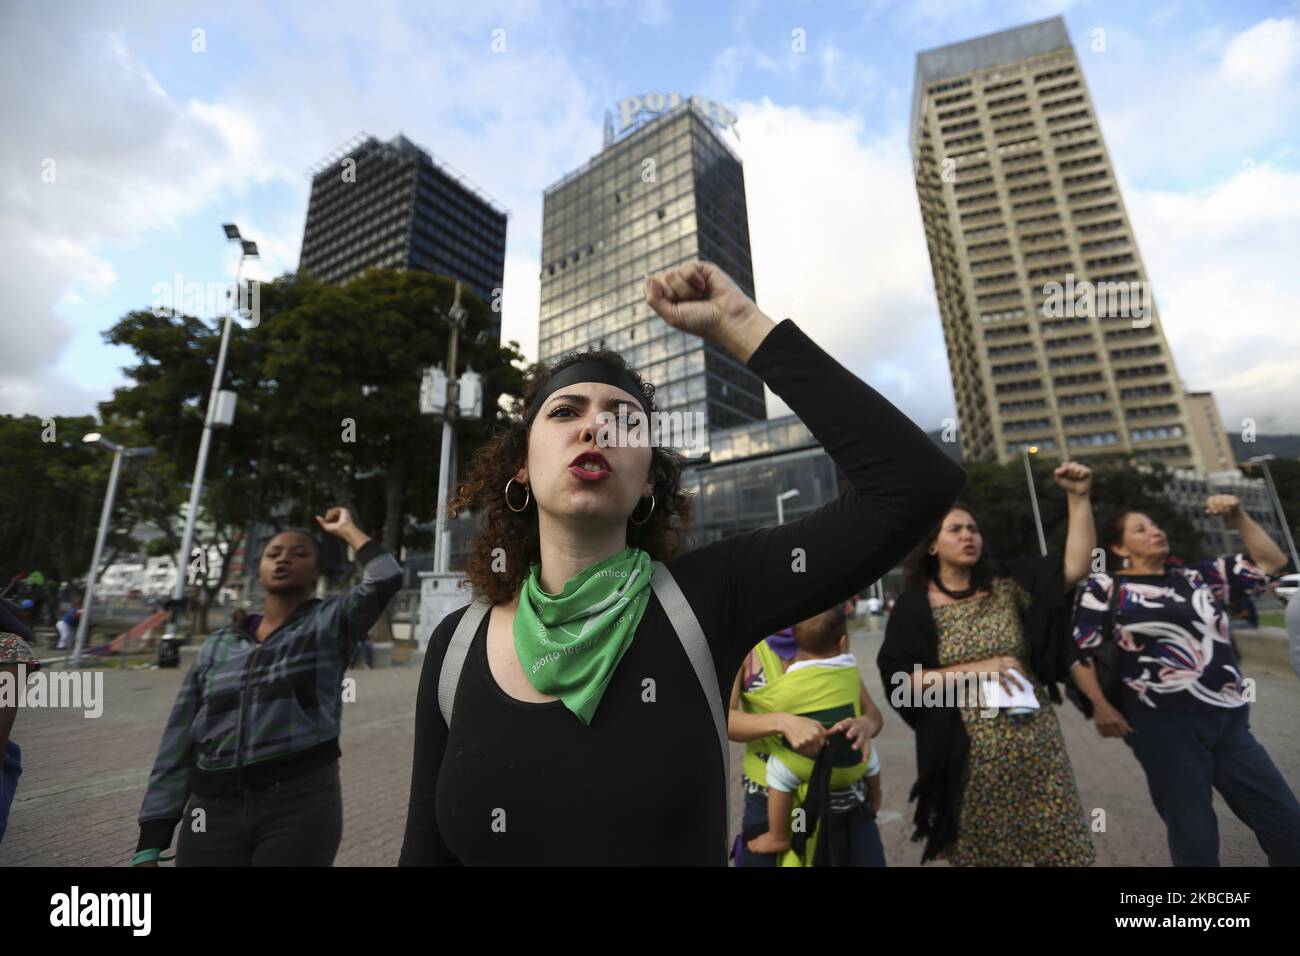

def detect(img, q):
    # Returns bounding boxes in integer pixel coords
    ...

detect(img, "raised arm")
[649,262,967,672]
[314,507,403,645]
[1054,461,1096,590]
[1207,494,1289,576]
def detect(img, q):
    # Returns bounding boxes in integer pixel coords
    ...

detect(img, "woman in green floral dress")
[878,462,1097,866]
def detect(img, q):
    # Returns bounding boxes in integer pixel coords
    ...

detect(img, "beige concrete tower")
[1185,390,1238,471]
[910,16,1206,469]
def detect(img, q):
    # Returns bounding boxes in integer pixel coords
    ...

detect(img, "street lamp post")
[423,281,485,573]
[1244,454,1300,572]
[416,283,485,657]
[1021,445,1048,557]
[776,488,800,526]
[72,434,154,669]
[160,224,258,665]
[433,286,465,574]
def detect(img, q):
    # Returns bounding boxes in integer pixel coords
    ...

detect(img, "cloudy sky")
[3,0,1298,437]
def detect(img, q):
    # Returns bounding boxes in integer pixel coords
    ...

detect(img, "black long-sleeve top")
[399,318,966,865]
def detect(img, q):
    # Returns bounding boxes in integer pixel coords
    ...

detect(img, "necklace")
[931,574,979,601]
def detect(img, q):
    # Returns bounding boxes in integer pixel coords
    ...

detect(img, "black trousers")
[176,760,343,866]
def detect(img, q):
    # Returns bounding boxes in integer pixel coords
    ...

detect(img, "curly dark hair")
[448,348,694,605]
[902,501,995,594]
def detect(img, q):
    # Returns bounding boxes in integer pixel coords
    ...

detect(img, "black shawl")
[875,553,1072,862]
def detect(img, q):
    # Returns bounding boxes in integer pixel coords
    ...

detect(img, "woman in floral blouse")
[1071,494,1300,866]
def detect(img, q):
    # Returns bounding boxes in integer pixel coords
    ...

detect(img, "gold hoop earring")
[505,477,530,513]
[630,494,656,526]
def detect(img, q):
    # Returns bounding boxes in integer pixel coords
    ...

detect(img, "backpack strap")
[437,596,492,728]
[651,560,730,861]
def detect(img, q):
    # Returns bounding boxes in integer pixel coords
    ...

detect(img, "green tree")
[98,268,527,632]
[0,414,139,597]
[956,458,1200,569]
[248,269,525,550]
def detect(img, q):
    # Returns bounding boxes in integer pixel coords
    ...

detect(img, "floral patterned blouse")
[1072,554,1269,712]
[0,632,41,671]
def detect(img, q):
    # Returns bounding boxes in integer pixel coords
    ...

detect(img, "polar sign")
[605,92,738,144]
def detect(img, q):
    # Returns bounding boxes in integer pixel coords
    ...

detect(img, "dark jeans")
[176,760,343,866]
[1124,700,1300,866]
[737,788,886,867]
[0,740,21,844]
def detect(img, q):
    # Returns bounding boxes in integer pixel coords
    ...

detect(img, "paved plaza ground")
[3,621,1297,867]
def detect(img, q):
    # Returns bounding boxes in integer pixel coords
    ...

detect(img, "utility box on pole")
[213,390,238,429]
[456,368,482,420]
[420,365,448,415]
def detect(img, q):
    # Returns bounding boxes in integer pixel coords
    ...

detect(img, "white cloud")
[1126,163,1300,432]
[0,0,600,417]
[1219,17,1300,90]
[731,99,956,431]
[1088,17,1300,185]
[0,9,293,414]
[501,250,541,361]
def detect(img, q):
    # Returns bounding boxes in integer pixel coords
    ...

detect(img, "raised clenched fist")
[1204,494,1242,521]
[315,506,357,537]
[1053,460,1093,496]
[644,260,757,342]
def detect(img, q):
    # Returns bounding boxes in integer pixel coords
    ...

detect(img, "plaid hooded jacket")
[137,541,402,852]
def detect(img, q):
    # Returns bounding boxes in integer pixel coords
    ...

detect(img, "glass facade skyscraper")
[300,132,508,337]
[539,100,766,439]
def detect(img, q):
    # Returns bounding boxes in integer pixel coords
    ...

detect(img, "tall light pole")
[161,224,258,665]
[72,434,154,668]
[1021,445,1047,557]
[1244,454,1299,572]
[422,282,485,573]
[776,488,800,526]
[416,283,485,656]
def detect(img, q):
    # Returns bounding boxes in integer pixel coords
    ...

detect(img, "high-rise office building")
[300,132,508,336]
[539,98,766,437]
[1184,390,1237,471]
[910,16,1207,469]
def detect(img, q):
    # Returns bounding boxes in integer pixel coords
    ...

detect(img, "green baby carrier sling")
[740,639,867,866]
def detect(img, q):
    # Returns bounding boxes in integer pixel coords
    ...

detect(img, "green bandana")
[514,546,653,725]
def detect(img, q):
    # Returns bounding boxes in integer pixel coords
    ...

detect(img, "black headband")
[526,360,650,423]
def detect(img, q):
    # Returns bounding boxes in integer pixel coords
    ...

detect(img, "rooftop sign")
[604,92,738,145]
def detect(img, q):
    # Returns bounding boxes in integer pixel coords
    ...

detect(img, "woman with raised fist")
[399,259,965,866]
[877,464,1099,866]
[134,507,402,866]
[1071,495,1300,865]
